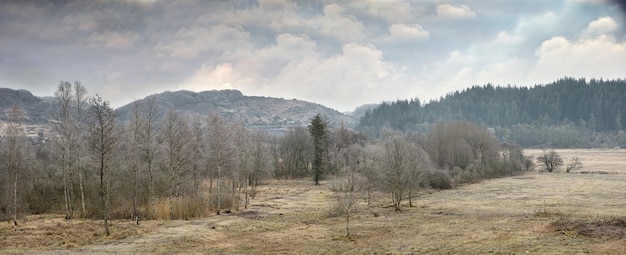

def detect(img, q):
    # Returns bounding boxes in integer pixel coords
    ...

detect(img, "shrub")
[426,169,453,189]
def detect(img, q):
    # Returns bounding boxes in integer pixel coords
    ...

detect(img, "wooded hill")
[358,77,626,148]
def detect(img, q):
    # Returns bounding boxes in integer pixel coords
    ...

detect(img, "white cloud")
[531,35,626,82]
[436,4,477,19]
[492,31,522,45]
[388,23,430,42]
[581,16,618,38]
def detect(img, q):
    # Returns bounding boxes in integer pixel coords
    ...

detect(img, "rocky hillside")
[0,88,50,123]
[117,89,355,127]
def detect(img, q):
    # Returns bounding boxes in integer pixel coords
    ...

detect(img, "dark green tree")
[309,114,327,185]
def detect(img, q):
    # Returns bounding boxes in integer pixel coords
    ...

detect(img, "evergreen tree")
[309,114,327,185]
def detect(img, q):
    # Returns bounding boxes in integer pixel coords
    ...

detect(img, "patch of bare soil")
[552,217,626,238]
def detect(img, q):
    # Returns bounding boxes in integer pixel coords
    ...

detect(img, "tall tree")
[52,81,75,219]
[162,110,193,220]
[5,103,26,225]
[72,82,88,217]
[309,114,327,185]
[207,113,234,214]
[86,95,118,236]
[139,98,160,219]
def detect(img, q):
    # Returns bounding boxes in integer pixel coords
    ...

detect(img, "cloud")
[531,34,626,82]
[581,16,618,38]
[387,23,430,42]
[153,24,252,59]
[87,29,139,49]
[436,4,477,19]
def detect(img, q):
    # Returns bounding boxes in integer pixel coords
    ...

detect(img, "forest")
[358,77,626,148]
[0,82,531,236]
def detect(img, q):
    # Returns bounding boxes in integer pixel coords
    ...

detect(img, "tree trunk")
[13,168,18,225]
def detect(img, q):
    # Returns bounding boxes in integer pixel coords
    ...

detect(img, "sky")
[1,0,625,112]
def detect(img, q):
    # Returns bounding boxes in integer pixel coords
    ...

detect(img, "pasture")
[2,149,626,254]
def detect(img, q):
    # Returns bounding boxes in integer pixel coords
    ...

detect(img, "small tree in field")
[537,149,563,172]
[565,157,583,173]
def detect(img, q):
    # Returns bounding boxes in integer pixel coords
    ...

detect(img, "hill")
[0,88,50,123]
[117,89,355,127]
[358,77,626,147]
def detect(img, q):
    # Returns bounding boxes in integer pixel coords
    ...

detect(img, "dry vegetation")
[3,149,626,254]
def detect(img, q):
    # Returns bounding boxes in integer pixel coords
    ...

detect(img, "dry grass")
[6,149,626,254]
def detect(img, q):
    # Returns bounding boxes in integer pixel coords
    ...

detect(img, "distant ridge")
[116,89,355,127]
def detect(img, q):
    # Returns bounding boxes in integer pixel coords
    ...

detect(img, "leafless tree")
[279,126,311,179]
[162,109,193,220]
[127,101,143,222]
[86,95,118,236]
[4,103,26,225]
[332,145,366,237]
[206,113,234,214]
[537,149,563,173]
[565,157,583,173]
[52,81,75,219]
[72,82,88,217]
[139,98,160,219]
[380,133,428,211]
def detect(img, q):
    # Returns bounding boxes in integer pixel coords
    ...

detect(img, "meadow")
[2,149,625,254]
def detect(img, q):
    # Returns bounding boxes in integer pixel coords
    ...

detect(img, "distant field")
[3,149,626,254]
[526,148,626,173]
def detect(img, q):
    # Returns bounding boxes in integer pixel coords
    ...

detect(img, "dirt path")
[36,180,332,255]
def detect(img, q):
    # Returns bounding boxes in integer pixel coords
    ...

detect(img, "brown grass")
[5,149,626,254]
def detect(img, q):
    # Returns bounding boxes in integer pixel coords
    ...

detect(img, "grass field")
[2,149,626,254]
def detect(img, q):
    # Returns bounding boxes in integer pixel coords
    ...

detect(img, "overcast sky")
[1,0,625,112]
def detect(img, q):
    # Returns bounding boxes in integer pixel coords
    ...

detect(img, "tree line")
[358,77,626,148]
[0,81,531,236]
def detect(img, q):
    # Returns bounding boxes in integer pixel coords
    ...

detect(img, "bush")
[426,169,453,189]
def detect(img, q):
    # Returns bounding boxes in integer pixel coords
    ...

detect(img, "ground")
[2,149,626,254]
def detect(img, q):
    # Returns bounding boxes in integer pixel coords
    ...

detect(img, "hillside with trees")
[358,77,626,148]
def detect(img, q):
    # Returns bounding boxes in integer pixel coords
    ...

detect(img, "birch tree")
[5,103,26,225]
[162,109,193,220]
[86,95,118,236]
[139,98,160,219]
[52,81,75,219]
[206,113,234,214]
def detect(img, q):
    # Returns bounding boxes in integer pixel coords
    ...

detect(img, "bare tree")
[565,157,583,173]
[206,113,234,214]
[86,95,118,236]
[72,82,88,217]
[380,134,428,211]
[127,101,143,222]
[5,103,26,225]
[537,149,563,173]
[162,109,193,220]
[139,98,160,219]
[52,81,75,219]
[332,145,366,237]
[280,126,311,179]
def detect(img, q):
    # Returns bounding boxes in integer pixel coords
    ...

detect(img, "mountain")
[0,88,51,123]
[117,89,355,127]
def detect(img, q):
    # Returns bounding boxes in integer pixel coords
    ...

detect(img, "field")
[2,149,626,254]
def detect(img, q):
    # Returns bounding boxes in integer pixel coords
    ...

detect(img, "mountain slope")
[117,89,355,126]
[0,88,50,123]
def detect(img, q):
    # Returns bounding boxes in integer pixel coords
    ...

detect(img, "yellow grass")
[4,149,626,254]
